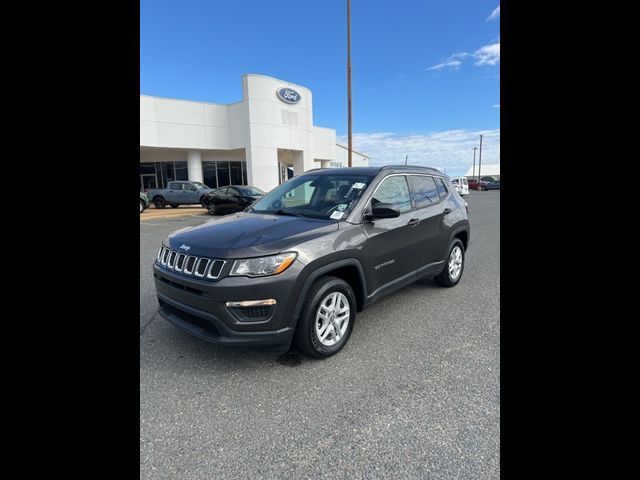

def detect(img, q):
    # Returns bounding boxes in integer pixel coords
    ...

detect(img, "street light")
[477,134,483,191]
[347,0,353,167]
[472,147,477,179]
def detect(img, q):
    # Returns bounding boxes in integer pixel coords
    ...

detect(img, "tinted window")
[228,187,240,196]
[372,176,412,213]
[436,178,448,199]
[408,175,440,208]
[168,182,182,190]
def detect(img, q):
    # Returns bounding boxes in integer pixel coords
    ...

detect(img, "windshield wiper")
[274,210,308,218]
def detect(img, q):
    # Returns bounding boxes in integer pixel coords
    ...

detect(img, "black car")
[203,185,266,215]
[154,166,470,358]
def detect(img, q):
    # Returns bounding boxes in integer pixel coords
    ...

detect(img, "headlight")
[230,252,297,277]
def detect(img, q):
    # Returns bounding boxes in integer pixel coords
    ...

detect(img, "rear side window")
[436,178,448,199]
[372,176,412,213]
[168,182,182,190]
[408,175,440,208]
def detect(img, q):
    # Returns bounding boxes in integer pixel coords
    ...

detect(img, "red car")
[468,176,499,191]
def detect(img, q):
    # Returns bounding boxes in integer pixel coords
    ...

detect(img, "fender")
[292,258,367,322]
[448,221,471,251]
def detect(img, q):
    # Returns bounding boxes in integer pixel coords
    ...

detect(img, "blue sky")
[141,0,500,177]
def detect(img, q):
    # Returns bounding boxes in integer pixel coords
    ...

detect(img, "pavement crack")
[140,309,159,337]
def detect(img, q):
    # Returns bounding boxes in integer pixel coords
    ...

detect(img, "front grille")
[156,246,226,280]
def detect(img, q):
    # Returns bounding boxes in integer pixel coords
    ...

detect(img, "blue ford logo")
[276,87,301,104]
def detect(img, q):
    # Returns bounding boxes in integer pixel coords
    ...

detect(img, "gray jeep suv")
[153,166,470,357]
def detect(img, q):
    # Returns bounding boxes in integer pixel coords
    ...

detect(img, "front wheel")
[140,200,145,213]
[294,276,356,358]
[434,239,465,287]
[207,203,217,215]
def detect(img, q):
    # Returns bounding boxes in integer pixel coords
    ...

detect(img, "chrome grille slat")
[194,258,210,277]
[167,251,177,268]
[184,256,197,274]
[175,253,186,271]
[207,260,226,279]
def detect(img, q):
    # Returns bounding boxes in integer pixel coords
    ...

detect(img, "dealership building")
[140,74,368,192]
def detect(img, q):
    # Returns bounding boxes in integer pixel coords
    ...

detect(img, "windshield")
[249,173,375,220]
[237,186,266,196]
[192,182,209,189]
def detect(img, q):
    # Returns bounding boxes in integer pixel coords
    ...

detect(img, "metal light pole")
[347,0,353,167]
[472,147,477,178]
[477,134,483,190]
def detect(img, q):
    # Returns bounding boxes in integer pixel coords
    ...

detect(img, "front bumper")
[153,261,303,351]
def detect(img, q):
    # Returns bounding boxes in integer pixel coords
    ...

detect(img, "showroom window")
[200,161,248,189]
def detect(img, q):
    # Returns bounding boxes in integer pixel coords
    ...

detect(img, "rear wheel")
[140,200,145,213]
[434,239,465,287]
[294,276,356,358]
[153,197,166,209]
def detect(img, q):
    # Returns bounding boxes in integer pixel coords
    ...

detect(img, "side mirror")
[364,203,401,220]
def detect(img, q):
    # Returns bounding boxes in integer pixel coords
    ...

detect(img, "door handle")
[443,208,452,215]
[407,218,420,227]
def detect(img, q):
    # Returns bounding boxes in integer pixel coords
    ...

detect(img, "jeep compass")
[153,166,470,357]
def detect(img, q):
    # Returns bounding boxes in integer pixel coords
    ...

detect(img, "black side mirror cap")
[364,203,401,220]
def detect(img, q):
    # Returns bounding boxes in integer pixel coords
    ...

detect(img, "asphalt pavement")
[140,190,500,479]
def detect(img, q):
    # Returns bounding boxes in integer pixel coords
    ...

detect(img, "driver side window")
[371,176,412,213]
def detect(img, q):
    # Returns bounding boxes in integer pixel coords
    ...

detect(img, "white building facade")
[140,74,368,192]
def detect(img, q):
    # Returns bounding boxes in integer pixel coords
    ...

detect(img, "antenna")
[404,155,408,166]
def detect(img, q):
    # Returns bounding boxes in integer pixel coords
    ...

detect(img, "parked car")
[203,185,266,215]
[483,178,500,190]
[450,177,469,196]
[140,192,150,213]
[146,181,216,209]
[467,176,499,191]
[153,166,470,358]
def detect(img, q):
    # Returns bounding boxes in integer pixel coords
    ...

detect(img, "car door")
[183,183,199,203]
[166,182,182,202]
[361,175,421,297]
[407,175,453,271]
[227,187,244,211]
[213,187,231,211]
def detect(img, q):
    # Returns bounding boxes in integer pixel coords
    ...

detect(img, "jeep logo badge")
[276,87,301,104]
[179,244,191,252]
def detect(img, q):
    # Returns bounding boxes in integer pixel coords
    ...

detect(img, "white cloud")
[474,42,500,66]
[337,129,500,177]
[487,6,500,21]
[492,104,500,108]
[426,52,467,71]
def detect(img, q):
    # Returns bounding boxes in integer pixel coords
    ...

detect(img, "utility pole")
[472,147,477,178]
[347,0,353,167]
[477,134,483,191]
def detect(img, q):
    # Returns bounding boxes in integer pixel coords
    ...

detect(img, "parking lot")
[140,191,500,479]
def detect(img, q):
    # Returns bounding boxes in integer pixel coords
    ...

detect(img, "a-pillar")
[187,150,203,183]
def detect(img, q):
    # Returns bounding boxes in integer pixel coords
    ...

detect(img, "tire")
[153,197,166,209]
[207,203,217,216]
[140,200,145,214]
[169,203,179,208]
[434,238,465,287]
[294,276,356,358]
[200,196,208,209]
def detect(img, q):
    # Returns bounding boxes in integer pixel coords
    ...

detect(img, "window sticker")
[351,182,366,189]
[336,203,348,212]
[330,211,345,220]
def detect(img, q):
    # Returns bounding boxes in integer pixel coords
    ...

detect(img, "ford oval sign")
[276,87,301,104]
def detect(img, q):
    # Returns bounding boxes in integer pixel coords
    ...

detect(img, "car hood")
[166,212,338,258]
